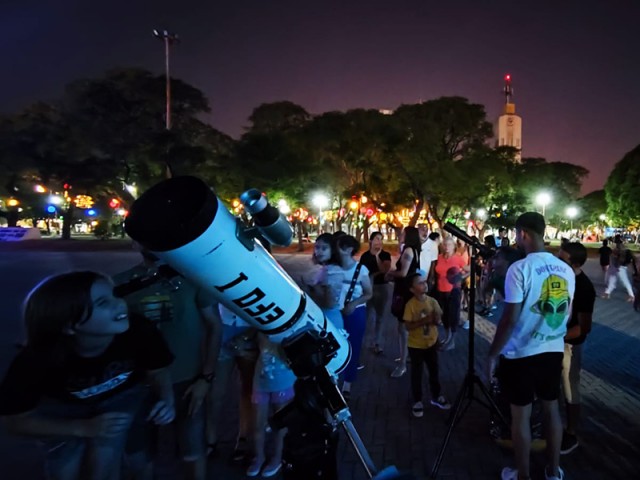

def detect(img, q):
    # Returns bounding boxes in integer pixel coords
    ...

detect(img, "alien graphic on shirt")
[531,274,570,329]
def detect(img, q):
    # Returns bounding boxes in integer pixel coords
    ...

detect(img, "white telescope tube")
[125,176,350,373]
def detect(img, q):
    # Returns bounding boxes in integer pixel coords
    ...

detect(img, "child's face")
[73,279,130,337]
[410,276,428,296]
[314,240,332,264]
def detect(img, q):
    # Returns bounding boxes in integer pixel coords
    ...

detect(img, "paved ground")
[0,244,638,479]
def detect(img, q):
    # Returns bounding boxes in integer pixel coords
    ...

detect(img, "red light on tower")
[505,74,511,81]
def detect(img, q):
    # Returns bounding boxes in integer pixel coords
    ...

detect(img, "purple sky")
[3,1,639,194]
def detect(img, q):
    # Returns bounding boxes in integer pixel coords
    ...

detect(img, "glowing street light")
[312,193,329,234]
[277,199,291,215]
[477,208,487,220]
[599,214,607,221]
[535,192,552,217]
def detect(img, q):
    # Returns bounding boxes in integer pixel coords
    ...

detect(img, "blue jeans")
[342,305,367,383]
[39,384,146,480]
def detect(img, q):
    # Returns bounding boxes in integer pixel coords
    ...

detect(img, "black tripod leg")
[430,375,471,479]
[471,374,509,429]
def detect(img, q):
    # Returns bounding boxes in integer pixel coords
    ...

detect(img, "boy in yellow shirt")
[403,272,452,417]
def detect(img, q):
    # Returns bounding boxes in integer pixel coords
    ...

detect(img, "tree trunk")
[408,197,424,227]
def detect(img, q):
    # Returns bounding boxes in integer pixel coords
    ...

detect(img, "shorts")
[38,384,146,479]
[497,352,563,406]
[252,387,295,406]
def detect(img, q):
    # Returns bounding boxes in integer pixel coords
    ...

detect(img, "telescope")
[124,176,404,479]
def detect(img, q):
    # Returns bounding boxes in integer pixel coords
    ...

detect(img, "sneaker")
[500,467,519,480]
[601,292,610,299]
[411,401,424,418]
[560,431,578,455]
[430,395,451,410]
[544,466,565,480]
[442,339,455,351]
[461,320,470,330]
[390,365,407,378]
[262,459,283,478]
[246,457,265,477]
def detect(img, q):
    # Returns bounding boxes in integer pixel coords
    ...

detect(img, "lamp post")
[153,29,179,130]
[535,192,552,217]
[312,193,329,235]
[566,206,578,233]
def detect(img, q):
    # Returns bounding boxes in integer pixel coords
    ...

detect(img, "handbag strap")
[344,262,363,307]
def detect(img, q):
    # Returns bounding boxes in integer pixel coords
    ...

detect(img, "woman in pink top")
[434,236,469,350]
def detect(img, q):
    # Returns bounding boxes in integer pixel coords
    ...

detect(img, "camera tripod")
[430,225,509,479]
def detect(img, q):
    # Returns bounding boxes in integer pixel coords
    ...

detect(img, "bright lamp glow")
[566,206,578,219]
[312,193,329,209]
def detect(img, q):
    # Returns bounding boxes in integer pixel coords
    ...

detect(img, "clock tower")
[496,74,522,161]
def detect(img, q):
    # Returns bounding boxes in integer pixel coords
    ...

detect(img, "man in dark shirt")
[558,242,596,455]
[598,239,612,281]
[359,231,392,354]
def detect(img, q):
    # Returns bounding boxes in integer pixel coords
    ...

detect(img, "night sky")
[3,0,640,194]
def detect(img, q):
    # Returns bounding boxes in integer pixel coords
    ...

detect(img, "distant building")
[495,74,522,161]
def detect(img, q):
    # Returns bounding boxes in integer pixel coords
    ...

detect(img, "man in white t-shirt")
[419,224,440,287]
[487,212,575,480]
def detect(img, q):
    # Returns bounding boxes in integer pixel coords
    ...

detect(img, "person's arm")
[183,300,223,416]
[376,252,392,278]
[487,302,523,378]
[146,367,175,425]
[343,268,373,315]
[386,249,414,280]
[2,410,134,439]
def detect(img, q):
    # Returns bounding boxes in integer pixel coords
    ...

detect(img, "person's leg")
[235,353,258,457]
[536,352,564,477]
[247,399,269,475]
[435,291,451,343]
[565,344,582,435]
[391,321,408,377]
[206,356,234,448]
[43,438,86,480]
[408,347,424,402]
[618,266,635,298]
[424,345,441,399]
[343,306,367,386]
[604,267,618,295]
[262,390,294,476]
[542,399,563,478]
[510,404,533,480]
[174,381,207,480]
[446,289,461,346]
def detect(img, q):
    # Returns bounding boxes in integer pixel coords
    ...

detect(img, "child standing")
[247,333,296,478]
[403,272,451,417]
[0,271,175,480]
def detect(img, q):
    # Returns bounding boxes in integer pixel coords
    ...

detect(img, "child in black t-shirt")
[0,271,174,480]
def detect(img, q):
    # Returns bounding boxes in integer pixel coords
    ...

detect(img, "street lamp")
[477,208,487,220]
[566,206,578,232]
[312,193,329,234]
[153,29,179,130]
[535,192,552,217]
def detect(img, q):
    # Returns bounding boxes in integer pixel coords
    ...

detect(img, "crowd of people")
[0,214,637,480]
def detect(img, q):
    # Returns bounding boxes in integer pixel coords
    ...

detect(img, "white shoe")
[501,467,518,480]
[411,401,424,418]
[544,466,565,480]
[390,365,407,378]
